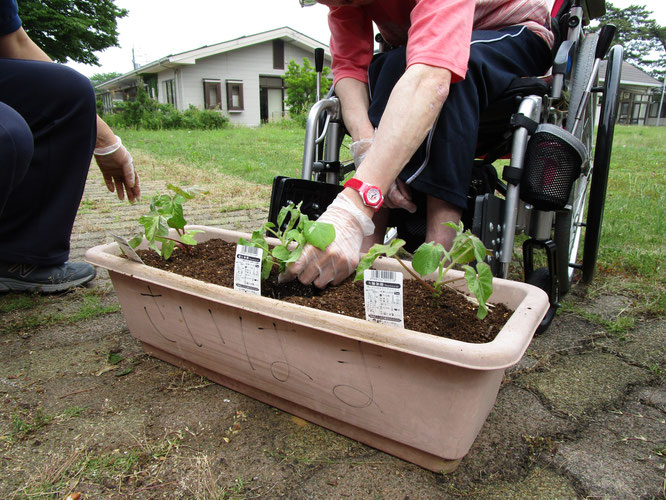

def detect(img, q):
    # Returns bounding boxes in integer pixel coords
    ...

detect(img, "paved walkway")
[1,174,663,498]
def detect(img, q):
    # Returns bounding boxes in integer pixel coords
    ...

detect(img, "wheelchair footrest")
[268,176,343,228]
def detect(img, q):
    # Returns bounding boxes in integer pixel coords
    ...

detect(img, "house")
[95,27,331,126]
[599,59,665,126]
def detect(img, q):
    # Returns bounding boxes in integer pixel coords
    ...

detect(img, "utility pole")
[657,77,665,127]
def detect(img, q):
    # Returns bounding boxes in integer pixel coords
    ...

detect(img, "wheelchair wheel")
[582,44,622,283]
[554,32,599,295]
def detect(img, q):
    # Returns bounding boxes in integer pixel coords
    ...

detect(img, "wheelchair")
[268,0,623,333]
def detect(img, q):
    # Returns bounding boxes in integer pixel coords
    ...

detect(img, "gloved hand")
[350,136,373,167]
[281,192,375,288]
[94,135,140,203]
[350,127,377,167]
[385,178,417,213]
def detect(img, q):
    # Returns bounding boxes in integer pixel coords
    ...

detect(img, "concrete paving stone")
[579,293,635,322]
[463,466,580,499]
[527,312,604,360]
[519,352,649,419]
[461,385,576,483]
[595,318,666,369]
[295,459,454,499]
[637,384,666,412]
[551,391,666,499]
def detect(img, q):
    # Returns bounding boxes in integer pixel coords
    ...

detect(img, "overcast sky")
[65,0,666,78]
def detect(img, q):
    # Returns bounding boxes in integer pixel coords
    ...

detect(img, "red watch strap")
[344,178,365,191]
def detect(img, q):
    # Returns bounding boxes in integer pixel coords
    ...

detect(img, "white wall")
[156,40,328,126]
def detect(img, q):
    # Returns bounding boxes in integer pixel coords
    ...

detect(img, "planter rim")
[86,225,549,371]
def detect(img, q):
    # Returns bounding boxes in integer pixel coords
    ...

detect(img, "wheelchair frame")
[268,0,623,333]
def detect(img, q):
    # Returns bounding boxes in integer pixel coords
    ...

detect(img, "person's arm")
[334,77,374,143]
[0,26,50,61]
[344,63,452,216]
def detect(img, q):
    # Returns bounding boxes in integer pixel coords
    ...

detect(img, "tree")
[90,72,123,88]
[18,0,128,65]
[283,58,332,118]
[591,2,665,78]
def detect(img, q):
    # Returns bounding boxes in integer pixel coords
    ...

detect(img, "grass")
[117,122,344,186]
[0,288,120,336]
[581,125,666,316]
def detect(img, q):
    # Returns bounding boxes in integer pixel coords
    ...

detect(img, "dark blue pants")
[0,59,96,266]
[368,26,552,209]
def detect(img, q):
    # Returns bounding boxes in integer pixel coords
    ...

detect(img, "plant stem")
[160,235,193,253]
[394,256,437,294]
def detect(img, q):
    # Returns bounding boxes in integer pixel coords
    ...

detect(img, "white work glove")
[351,134,417,213]
[281,192,375,288]
[94,135,141,203]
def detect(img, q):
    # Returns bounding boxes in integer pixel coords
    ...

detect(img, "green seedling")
[355,222,493,319]
[239,203,335,280]
[129,184,207,260]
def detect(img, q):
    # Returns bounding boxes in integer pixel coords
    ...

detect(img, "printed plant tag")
[110,233,144,264]
[234,244,263,295]
[363,269,404,328]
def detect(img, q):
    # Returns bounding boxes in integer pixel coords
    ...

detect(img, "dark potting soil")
[137,239,511,343]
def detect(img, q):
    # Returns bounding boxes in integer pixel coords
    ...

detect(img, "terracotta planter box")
[85,226,549,472]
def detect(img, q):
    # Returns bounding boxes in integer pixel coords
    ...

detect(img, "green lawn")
[118,123,352,186]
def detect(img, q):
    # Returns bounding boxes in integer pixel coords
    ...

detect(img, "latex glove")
[94,135,140,203]
[385,178,417,213]
[281,192,375,288]
[350,133,374,167]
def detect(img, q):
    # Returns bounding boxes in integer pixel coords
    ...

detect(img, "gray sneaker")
[0,261,97,293]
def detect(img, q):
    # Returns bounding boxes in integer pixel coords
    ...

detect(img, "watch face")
[365,188,382,205]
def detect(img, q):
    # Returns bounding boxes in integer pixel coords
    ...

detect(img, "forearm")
[346,64,452,208]
[95,116,118,150]
[335,77,375,142]
[0,27,51,61]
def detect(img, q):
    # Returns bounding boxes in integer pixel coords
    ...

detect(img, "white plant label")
[110,233,144,264]
[363,269,404,328]
[234,244,263,295]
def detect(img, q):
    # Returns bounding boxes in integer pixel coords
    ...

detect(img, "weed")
[11,408,53,438]
[0,293,42,314]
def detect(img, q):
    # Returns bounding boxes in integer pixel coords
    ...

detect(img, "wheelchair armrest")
[553,39,576,76]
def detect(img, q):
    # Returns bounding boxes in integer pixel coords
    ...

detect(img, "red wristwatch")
[343,178,384,211]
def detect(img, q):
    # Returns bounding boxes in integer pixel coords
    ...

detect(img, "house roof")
[96,27,330,91]
[599,59,663,89]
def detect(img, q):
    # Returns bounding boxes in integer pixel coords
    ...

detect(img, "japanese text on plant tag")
[234,245,263,295]
[363,269,404,328]
[110,233,144,264]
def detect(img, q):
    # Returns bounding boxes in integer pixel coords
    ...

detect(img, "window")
[226,80,244,111]
[203,79,221,110]
[163,79,176,106]
[273,39,284,70]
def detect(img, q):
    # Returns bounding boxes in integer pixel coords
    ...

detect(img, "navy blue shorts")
[368,25,552,209]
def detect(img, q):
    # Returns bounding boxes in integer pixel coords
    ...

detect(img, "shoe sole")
[0,271,97,293]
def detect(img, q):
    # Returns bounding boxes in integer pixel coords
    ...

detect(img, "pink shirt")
[327,0,555,85]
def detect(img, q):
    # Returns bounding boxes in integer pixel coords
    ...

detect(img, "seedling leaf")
[304,220,335,251]
[463,262,493,319]
[412,242,444,276]
[354,239,405,281]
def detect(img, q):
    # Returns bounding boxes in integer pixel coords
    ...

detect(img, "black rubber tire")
[581,44,623,283]
[554,33,598,295]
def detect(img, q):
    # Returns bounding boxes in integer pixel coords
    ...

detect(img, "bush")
[105,83,229,130]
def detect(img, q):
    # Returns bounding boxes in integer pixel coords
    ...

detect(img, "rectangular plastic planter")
[85,226,549,472]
